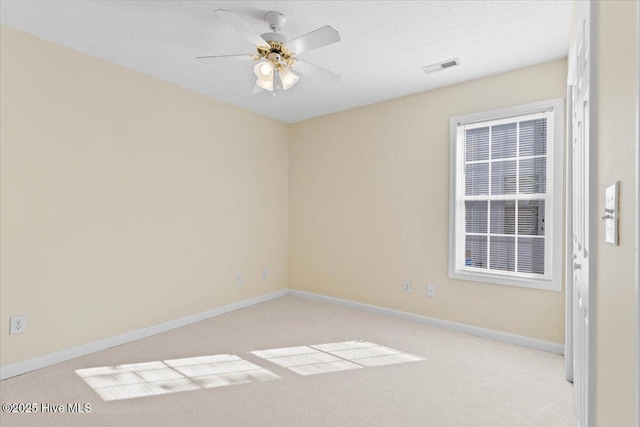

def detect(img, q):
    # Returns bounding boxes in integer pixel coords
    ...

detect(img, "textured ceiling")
[0,1,573,123]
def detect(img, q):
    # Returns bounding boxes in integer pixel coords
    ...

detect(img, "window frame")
[448,98,564,292]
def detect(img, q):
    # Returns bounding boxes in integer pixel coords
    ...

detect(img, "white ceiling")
[0,1,573,123]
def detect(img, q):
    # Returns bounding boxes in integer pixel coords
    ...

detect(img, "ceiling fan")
[197,10,341,95]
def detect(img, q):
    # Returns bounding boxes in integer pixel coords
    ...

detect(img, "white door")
[568,2,595,426]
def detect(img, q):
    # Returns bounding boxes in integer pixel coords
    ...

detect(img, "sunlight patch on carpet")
[76,355,279,401]
[252,341,424,376]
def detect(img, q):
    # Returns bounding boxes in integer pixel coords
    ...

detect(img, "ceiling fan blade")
[197,54,255,66]
[215,9,268,47]
[285,26,340,55]
[292,59,341,84]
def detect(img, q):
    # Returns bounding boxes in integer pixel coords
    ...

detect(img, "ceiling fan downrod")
[265,11,285,33]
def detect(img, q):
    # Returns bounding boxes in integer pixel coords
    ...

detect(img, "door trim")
[635,2,639,425]
[587,2,599,424]
[565,84,574,383]
[567,1,598,424]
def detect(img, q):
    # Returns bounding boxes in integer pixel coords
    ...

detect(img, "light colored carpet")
[0,295,575,426]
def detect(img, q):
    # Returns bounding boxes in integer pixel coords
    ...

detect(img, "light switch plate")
[604,181,619,245]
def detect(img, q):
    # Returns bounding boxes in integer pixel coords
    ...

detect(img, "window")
[448,99,563,291]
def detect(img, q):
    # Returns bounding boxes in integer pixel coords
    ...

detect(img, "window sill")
[448,269,562,292]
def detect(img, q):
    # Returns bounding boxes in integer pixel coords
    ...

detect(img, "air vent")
[421,58,460,75]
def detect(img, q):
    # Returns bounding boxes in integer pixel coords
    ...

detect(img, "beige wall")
[0,26,289,366]
[289,59,568,344]
[594,1,637,425]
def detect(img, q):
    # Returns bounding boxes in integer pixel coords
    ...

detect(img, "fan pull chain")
[273,70,279,97]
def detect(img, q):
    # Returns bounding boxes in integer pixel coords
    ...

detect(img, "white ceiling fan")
[197,10,341,96]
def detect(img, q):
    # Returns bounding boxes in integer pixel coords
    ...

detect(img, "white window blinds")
[453,111,553,281]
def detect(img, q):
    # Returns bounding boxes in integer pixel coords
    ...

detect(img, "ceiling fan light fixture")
[278,67,299,90]
[259,62,272,76]
[254,61,273,80]
[256,78,273,91]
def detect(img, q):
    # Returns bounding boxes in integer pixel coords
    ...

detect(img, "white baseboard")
[286,289,565,355]
[0,289,287,380]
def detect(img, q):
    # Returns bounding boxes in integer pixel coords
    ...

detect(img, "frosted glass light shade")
[254,61,274,81]
[256,78,273,91]
[278,67,299,90]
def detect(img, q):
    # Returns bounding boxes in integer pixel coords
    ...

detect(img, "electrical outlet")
[10,315,27,335]
[403,281,412,294]
[262,268,268,279]
[236,273,243,285]
[427,284,436,297]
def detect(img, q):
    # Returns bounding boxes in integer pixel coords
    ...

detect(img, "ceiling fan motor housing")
[261,32,287,44]
[257,37,294,70]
